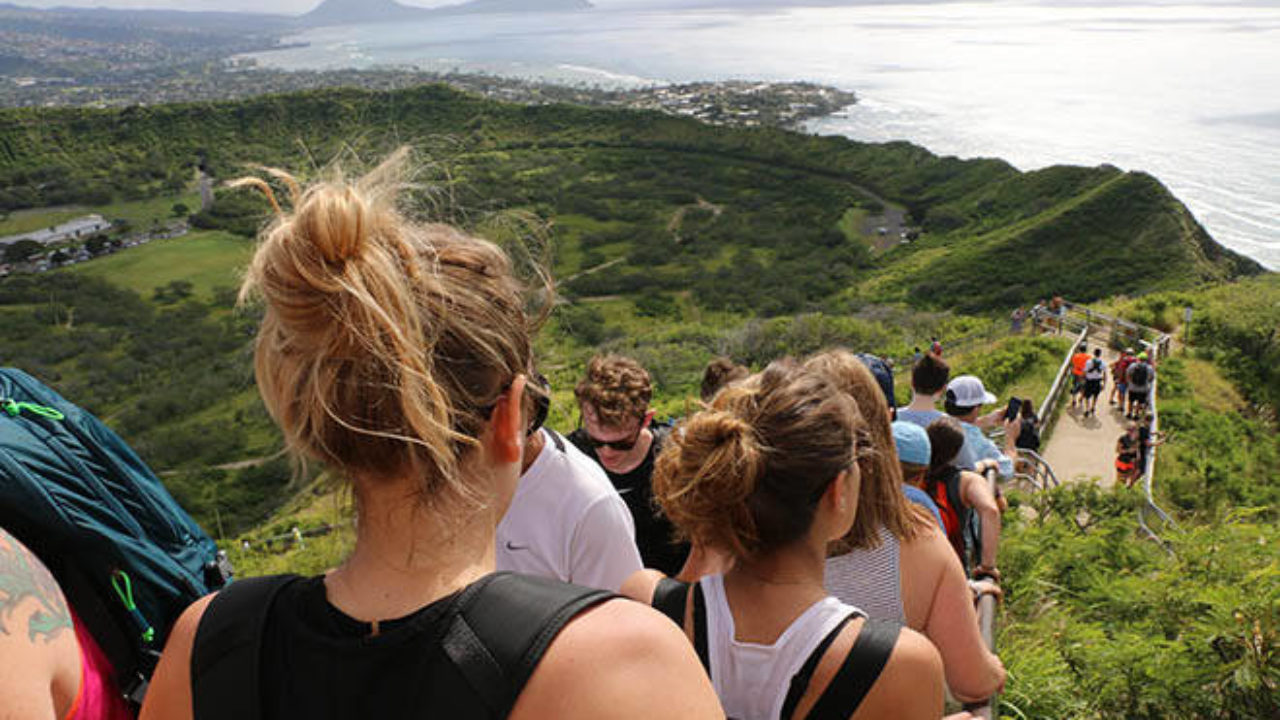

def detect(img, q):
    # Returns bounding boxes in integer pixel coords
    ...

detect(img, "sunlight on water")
[246,2,1280,269]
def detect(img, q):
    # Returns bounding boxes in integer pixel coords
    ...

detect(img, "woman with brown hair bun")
[623,360,944,720]
[806,349,1005,705]
[139,150,721,720]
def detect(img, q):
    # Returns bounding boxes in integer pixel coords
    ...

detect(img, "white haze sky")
[11,0,1267,17]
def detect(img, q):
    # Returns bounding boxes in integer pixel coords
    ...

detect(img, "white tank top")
[700,574,864,720]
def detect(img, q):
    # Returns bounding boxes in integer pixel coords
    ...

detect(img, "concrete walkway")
[1041,347,1130,489]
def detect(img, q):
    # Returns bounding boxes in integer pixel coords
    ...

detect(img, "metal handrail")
[964,466,1002,720]
[1014,448,1059,491]
[1136,341,1177,553]
[1037,325,1090,429]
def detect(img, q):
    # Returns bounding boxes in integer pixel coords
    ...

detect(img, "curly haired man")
[568,355,687,576]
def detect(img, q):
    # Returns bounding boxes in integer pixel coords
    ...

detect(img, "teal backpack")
[0,368,231,709]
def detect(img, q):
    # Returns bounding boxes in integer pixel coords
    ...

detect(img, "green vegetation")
[999,353,1278,718]
[0,85,1275,717]
[1000,485,1278,719]
[0,85,1260,315]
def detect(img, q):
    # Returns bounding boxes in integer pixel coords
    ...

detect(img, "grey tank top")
[823,525,906,624]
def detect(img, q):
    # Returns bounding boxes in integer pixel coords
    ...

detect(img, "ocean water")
[245,1,1280,270]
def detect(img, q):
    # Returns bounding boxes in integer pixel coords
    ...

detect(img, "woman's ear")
[824,469,852,514]
[491,374,527,465]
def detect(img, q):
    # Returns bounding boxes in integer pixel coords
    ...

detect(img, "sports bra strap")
[802,620,900,719]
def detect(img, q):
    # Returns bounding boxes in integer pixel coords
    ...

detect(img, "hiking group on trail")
[8,149,1192,720]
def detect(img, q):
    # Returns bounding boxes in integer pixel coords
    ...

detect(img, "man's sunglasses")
[580,418,645,452]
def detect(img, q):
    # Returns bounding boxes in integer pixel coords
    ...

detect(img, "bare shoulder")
[511,598,721,720]
[0,527,81,720]
[138,593,217,720]
[618,568,666,604]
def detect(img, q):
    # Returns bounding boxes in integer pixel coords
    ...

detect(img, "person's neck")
[520,428,546,474]
[907,392,939,412]
[326,476,498,623]
[721,540,830,642]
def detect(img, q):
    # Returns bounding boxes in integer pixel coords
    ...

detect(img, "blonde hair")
[574,354,653,427]
[804,349,920,552]
[653,359,864,560]
[237,149,538,505]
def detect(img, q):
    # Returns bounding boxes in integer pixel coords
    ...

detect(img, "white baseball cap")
[947,375,997,408]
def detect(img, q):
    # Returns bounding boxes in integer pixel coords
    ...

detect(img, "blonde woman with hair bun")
[140,150,721,720]
[622,360,945,720]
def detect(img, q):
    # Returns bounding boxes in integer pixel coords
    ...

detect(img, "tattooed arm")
[0,527,82,720]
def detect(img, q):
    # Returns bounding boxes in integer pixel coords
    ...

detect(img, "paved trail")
[1041,347,1129,489]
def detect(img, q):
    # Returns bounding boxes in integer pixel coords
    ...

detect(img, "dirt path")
[667,196,724,242]
[1041,347,1126,489]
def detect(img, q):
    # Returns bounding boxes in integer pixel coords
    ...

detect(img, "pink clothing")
[65,611,133,720]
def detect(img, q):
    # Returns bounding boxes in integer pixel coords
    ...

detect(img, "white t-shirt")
[496,429,643,592]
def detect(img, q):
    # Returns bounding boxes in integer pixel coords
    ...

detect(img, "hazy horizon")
[9,0,1274,17]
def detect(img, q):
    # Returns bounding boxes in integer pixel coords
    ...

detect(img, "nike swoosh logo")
[505,541,529,551]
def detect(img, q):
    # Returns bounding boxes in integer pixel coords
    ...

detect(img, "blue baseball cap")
[892,421,932,466]
[856,353,896,409]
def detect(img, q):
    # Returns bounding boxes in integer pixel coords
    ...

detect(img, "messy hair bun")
[237,148,537,503]
[654,360,862,559]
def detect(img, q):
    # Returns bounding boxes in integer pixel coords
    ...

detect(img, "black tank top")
[257,576,477,718]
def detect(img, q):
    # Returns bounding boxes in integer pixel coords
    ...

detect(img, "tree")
[3,240,43,264]
[153,280,194,305]
[172,202,191,218]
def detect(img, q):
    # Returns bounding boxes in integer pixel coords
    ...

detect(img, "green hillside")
[0,85,1261,314]
[0,85,1276,718]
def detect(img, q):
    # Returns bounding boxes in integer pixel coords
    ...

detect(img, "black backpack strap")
[652,577,690,626]
[803,620,900,719]
[651,577,710,673]
[442,573,613,719]
[690,582,710,672]
[779,613,859,720]
[191,575,298,720]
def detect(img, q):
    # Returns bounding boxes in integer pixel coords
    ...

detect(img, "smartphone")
[1003,397,1022,421]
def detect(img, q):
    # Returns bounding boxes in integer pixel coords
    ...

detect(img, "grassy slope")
[70,229,252,299]
[0,85,1262,312]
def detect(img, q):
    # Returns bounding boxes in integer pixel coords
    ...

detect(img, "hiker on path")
[1069,344,1091,411]
[140,151,721,720]
[1126,352,1156,420]
[1082,348,1107,417]
[1116,424,1142,487]
[1010,307,1026,334]
[1110,348,1135,408]
[568,355,689,577]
